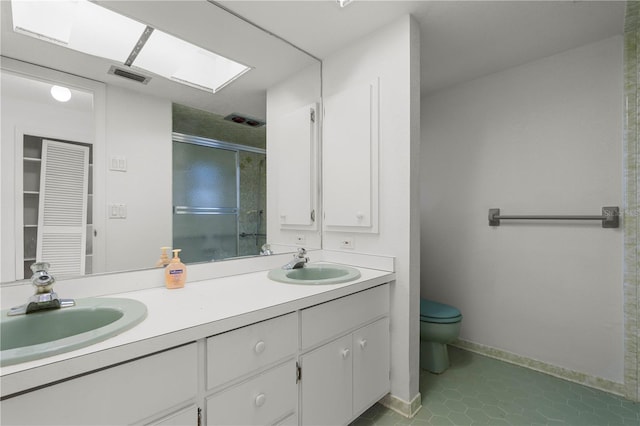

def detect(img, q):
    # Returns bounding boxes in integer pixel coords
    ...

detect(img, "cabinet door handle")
[255,393,267,407]
[254,340,266,354]
[359,339,368,349]
[341,348,351,359]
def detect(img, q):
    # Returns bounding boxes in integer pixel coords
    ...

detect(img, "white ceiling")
[0,1,625,115]
[220,0,626,96]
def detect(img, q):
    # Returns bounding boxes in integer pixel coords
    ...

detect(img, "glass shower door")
[173,141,238,263]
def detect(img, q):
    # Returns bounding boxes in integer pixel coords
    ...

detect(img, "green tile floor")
[352,347,640,425]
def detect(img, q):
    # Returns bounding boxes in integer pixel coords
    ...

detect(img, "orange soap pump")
[165,249,187,289]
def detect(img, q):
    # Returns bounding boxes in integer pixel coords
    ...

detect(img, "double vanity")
[0,260,394,425]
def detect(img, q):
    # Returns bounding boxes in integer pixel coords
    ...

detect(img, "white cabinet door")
[0,344,197,425]
[272,103,318,229]
[323,79,379,233]
[206,361,297,426]
[300,334,353,426]
[353,318,390,417]
[37,139,90,276]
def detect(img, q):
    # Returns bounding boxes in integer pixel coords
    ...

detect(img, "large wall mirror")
[0,0,321,284]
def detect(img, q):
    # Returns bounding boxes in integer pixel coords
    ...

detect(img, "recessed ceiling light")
[50,85,72,102]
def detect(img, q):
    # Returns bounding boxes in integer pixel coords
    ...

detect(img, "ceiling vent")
[108,66,151,85]
[223,113,266,128]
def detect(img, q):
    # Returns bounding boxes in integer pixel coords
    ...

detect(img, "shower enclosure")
[172,133,266,263]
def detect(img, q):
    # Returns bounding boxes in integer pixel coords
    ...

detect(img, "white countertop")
[0,263,394,398]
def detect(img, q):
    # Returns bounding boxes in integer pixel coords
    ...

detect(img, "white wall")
[1,69,94,282]
[322,16,421,405]
[104,86,172,272]
[421,36,624,382]
[0,62,171,280]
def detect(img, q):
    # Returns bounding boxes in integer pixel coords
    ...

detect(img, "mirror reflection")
[0,0,321,284]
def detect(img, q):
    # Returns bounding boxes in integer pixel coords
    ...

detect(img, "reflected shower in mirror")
[172,108,267,263]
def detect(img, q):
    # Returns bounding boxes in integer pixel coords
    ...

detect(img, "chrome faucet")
[260,244,274,256]
[8,262,75,316]
[282,248,309,270]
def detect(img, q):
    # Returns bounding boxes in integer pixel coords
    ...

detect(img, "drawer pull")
[359,339,368,349]
[254,340,266,354]
[341,348,350,359]
[255,393,267,407]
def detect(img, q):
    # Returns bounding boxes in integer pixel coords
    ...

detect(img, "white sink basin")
[268,264,361,285]
[1,297,147,366]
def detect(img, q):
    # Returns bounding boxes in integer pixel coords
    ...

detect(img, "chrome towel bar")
[488,206,619,228]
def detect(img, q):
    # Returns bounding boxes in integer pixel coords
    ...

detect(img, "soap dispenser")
[165,249,187,289]
[156,246,171,267]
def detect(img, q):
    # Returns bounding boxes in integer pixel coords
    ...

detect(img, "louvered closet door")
[36,140,89,276]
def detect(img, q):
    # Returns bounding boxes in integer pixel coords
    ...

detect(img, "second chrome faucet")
[281,248,309,270]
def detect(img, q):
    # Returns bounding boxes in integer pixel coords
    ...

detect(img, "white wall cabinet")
[272,103,318,229]
[323,79,379,233]
[1,285,390,426]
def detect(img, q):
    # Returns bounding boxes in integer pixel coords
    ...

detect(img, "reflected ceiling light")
[337,0,354,8]
[10,0,251,93]
[50,85,72,102]
[11,0,145,63]
[133,28,250,93]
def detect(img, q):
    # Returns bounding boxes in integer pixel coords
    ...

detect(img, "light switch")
[109,204,127,219]
[109,204,119,218]
[110,156,127,172]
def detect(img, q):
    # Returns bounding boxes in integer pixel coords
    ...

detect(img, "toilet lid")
[420,299,462,323]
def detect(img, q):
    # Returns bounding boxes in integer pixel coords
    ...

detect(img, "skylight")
[134,28,250,93]
[10,0,250,93]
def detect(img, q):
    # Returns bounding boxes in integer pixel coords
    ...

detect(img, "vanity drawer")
[206,360,297,426]
[206,312,298,389]
[301,284,389,349]
[1,343,197,425]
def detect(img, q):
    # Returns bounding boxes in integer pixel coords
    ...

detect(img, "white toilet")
[420,298,462,374]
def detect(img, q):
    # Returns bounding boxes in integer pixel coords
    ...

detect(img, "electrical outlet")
[341,238,354,249]
[295,235,306,245]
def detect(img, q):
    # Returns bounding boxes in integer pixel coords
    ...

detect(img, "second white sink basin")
[1,297,147,367]
[268,264,361,285]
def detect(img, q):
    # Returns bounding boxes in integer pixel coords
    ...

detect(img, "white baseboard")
[378,392,422,418]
